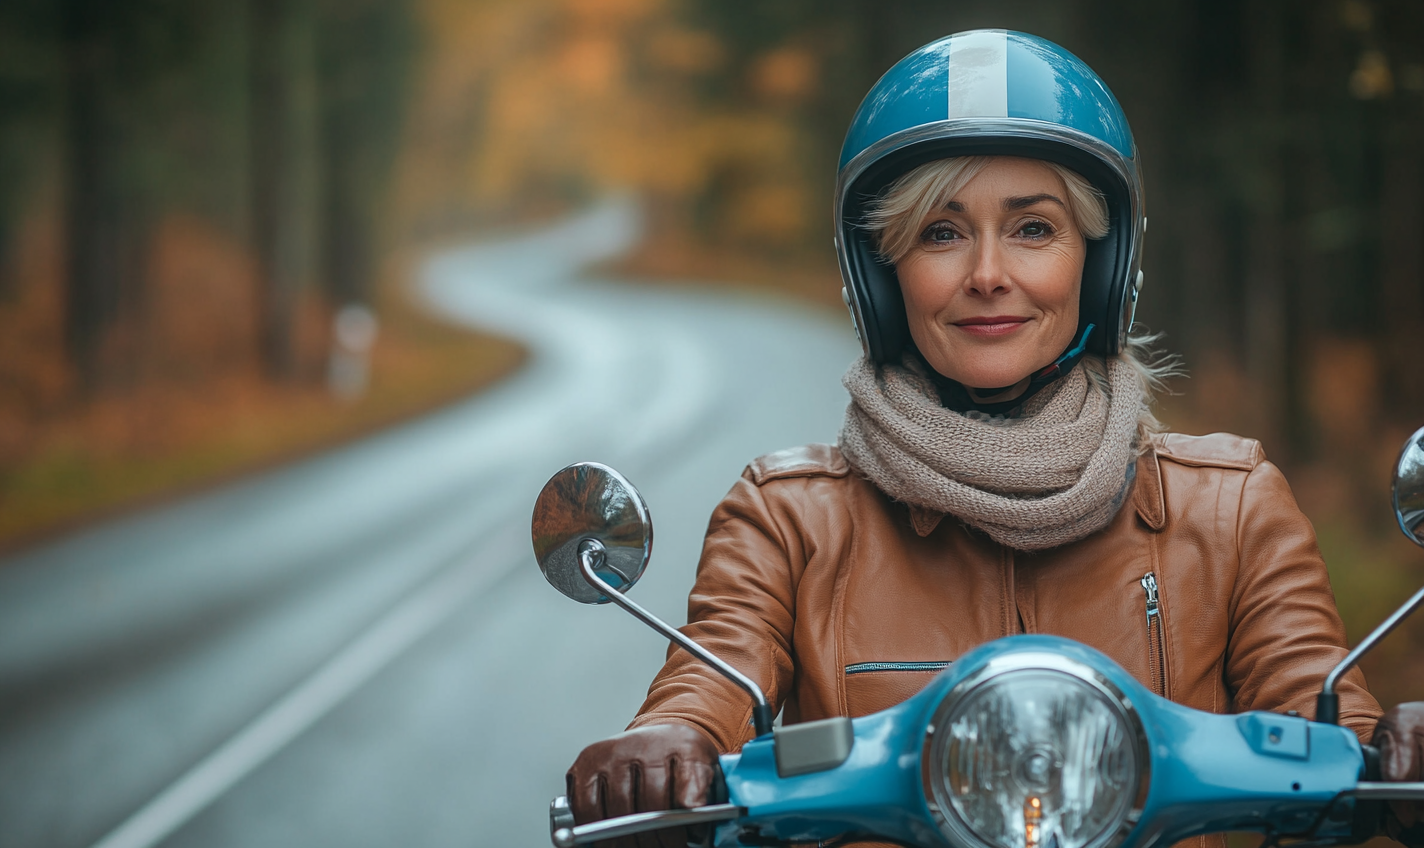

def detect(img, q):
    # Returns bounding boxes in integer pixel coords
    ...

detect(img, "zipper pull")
[1140,572,1160,625]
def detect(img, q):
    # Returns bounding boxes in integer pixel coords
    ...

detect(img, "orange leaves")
[749,46,817,103]
[396,0,825,252]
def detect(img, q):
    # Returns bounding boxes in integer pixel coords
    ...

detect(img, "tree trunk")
[1241,0,1289,458]
[62,0,124,391]
[249,0,317,382]
[320,115,371,307]
[1379,117,1424,418]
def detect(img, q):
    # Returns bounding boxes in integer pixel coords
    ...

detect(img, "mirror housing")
[530,461,776,736]
[531,462,652,604]
[1395,426,1424,547]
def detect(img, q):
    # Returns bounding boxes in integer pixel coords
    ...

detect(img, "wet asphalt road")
[0,200,859,848]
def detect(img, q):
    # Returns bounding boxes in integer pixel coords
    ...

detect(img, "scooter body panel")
[715,635,1366,848]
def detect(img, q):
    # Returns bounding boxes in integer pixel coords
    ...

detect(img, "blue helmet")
[835,30,1145,365]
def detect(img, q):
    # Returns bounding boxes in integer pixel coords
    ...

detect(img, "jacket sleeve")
[626,472,801,753]
[1225,459,1381,742]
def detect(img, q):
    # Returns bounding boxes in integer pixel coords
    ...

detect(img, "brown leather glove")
[566,723,720,848]
[1374,703,1424,847]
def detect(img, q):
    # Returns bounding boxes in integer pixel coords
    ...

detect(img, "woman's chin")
[929,338,1073,391]
[936,362,1035,391]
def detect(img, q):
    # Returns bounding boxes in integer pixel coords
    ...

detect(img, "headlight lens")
[924,661,1146,848]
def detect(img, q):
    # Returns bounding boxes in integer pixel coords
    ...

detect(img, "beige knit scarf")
[838,356,1145,551]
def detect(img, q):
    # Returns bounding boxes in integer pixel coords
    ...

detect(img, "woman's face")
[895,157,1086,395]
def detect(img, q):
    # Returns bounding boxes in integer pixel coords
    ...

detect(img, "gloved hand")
[1374,703,1424,847]
[567,723,720,848]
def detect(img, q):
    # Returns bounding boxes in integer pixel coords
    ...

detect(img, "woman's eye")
[1018,220,1053,238]
[920,223,961,243]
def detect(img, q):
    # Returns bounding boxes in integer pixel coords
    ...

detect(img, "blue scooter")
[530,426,1424,848]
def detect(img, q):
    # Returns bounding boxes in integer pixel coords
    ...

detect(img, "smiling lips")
[953,315,1030,336]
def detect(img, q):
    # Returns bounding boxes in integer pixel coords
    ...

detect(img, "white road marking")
[87,522,527,848]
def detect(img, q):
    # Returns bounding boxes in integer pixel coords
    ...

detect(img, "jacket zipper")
[844,661,951,675]
[1140,572,1166,696]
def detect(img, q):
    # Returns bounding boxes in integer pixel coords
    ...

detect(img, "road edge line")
[86,526,524,848]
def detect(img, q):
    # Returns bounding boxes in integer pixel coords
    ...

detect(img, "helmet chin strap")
[1029,323,1097,387]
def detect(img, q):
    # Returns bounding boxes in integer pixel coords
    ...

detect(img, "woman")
[566,30,1424,848]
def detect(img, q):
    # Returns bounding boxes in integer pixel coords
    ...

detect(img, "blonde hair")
[1084,332,1185,450]
[864,156,1182,445]
[865,156,1110,265]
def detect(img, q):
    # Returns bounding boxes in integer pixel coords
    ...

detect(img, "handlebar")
[1351,781,1424,801]
[549,796,744,848]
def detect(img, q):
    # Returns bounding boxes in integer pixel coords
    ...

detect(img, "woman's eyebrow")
[1004,193,1065,210]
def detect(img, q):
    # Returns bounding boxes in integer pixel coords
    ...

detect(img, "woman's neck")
[964,378,1032,406]
[918,360,1036,416]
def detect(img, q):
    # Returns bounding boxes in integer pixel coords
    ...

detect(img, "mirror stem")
[1318,584,1424,724]
[578,541,775,737]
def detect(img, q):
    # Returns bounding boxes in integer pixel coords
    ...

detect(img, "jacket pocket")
[844,661,951,674]
[843,661,952,716]
[1140,572,1166,696]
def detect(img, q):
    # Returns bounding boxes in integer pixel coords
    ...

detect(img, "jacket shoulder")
[1152,432,1264,471]
[746,444,850,486]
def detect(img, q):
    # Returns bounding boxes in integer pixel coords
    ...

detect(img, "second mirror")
[1395,426,1424,547]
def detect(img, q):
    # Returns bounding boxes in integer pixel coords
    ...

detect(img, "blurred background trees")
[400,0,1424,526]
[1,0,1423,568]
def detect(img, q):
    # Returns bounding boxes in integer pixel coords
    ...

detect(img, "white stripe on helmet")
[948,30,1008,118]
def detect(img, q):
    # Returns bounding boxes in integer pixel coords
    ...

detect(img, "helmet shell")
[835,29,1145,364]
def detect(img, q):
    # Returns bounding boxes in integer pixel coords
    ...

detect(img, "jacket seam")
[754,465,848,484]
[1211,652,1223,715]
[1230,465,1250,626]
[1156,454,1256,471]
[830,490,854,717]
[1014,549,1035,634]
[1225,463,1253,706]
[1002,547,1015,636]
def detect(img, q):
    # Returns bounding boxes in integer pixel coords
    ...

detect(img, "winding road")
[0,199,859,848]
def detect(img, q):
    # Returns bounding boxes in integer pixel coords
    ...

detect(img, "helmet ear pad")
[842,229,911,364]
[1079,193,1130,357]
[839,140,1137,365]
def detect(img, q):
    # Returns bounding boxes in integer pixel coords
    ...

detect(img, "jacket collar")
[905,450,1167,539]
[1134,448,1166,531]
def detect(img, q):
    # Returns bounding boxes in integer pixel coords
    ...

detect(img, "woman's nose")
[966,237,1011,296]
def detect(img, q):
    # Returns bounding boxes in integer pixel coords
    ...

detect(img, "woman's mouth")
[953,316,1030,337]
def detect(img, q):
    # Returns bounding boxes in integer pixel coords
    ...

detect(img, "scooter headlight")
[923,654,1148,848]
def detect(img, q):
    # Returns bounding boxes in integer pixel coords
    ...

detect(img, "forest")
[1,0,1423,694]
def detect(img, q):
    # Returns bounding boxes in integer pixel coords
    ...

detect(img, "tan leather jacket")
[630,431,1379,748]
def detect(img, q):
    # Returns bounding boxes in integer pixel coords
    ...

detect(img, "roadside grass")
[0,291,524,551]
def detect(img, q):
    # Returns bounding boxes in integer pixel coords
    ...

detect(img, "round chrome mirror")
[1394,426,1424,548]
[531,462,652,604]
